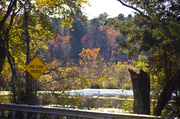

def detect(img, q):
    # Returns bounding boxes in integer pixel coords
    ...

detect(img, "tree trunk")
[154,70,180,116]
[0,37,6,73]
[24,4,34,105]
[128,68,150,115]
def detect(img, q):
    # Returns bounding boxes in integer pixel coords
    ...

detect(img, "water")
[0,89,133,109]
[0,89,133,97]
[67,89,133,97]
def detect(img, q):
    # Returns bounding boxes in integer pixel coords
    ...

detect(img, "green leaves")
[117,0,180,115]
[34,0,89,28]
[133,55,149,71]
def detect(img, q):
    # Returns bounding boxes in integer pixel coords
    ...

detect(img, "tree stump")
[128,68,150,115]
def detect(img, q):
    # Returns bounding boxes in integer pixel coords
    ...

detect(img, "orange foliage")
[106,26,120,47]
[149,55,173,61]
[79,48,100,63]
[51,33,71,47]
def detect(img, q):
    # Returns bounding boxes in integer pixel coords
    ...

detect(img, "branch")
[117,0,151,20]
[37,74,77,91]
[37,78,58,91]
[0,0,17,29]
[43,66,62,75]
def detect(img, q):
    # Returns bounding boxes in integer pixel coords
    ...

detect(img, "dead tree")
[128,68,150,115]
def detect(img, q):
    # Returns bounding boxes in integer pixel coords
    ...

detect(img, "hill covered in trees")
[38,12,136,90]
[49,13,133,64]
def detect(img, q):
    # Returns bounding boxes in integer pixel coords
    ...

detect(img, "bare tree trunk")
[128,68,150,115]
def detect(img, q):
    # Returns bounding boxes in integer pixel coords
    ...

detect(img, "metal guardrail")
[0,103,162,119]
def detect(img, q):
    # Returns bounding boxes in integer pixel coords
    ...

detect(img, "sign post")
[25,57,48,105]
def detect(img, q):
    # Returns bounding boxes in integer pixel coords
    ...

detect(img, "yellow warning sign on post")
[25,57,48,80]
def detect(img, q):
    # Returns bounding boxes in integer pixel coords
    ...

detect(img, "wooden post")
[51,115,55,119]
[37,114,40,119]
[128,69,150,115]
[67,116,71,119]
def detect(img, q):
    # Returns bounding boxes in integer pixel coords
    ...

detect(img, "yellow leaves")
[66,67,72,72]
[79,48,100,68]
[45,57,135,90]
[79,60,84,66]
[35,24,43,31]
[85,79,91,85]
[90,73,94,77]
[61,71,65,76]
[99,75,108,81]
[77,73,91,86]
[61,67,73,77]
[79,73,87,79]
[93,81,98,85]
[79,48,100,66]
[100,77,104,81]
[109,77,113,80]
[35,0,59,8]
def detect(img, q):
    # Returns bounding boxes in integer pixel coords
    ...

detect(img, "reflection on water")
[66,89,134,109]
[0,89,134,109]
[67,89,133,97]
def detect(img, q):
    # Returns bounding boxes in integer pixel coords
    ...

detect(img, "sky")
[82,0,135,20]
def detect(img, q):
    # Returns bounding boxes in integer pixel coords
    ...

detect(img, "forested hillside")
[49,13,132,63]
[36,12,136,90]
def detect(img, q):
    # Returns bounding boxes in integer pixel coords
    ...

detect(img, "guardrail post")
[24,112,28,119]
[67,116,71,119]
[51,115,55,119]
[37,113,40,119]
[12,111,16,119]
[1,110,5,117]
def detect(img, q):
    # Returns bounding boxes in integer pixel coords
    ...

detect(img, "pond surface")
[0,89,134,97]
[67,89,133,97]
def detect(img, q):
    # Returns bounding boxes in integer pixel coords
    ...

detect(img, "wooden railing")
[0,103,162,119]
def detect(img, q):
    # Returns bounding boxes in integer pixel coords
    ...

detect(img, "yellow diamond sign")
[25,57,48,80]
